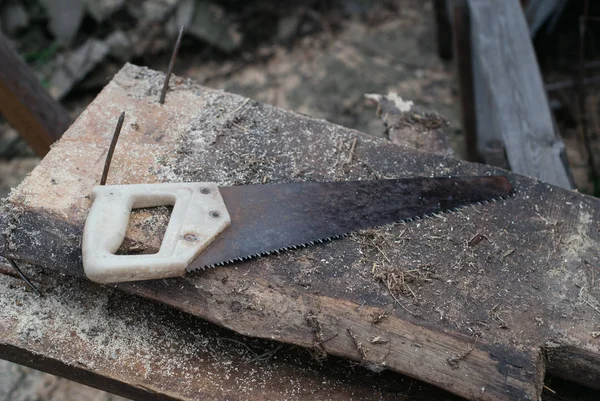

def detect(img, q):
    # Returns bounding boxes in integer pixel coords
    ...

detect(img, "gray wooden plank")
[468,0,573,189]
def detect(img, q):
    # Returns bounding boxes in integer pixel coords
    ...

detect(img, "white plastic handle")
[82,182,230,283]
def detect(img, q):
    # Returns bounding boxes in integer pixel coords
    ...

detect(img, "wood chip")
[468,233,488,247]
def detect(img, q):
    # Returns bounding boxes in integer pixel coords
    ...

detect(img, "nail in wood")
[8,258,42,297]
[100,111,125,186]
[160,26,185,104]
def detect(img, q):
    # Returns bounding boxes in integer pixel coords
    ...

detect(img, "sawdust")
[372,310,390,325]
[3,273,214,380]
[0,264,411,400]
[578,286,600,315]
[372,265,438,302]
[0,199,24,253]
[6,64,226,224]
[331,180,599,358]
[561,210,595,263]
[154,91,385,188]
[352,227,439,307]
[544,205,599,319]
[1,272,219,389]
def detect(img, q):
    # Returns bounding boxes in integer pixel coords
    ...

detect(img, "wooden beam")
[452,0,479,162]
[467,0,573,188]
[1,64,599,399]
[1,264,448,401]
[0,32,71,157]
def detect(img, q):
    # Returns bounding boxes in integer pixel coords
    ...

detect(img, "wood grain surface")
[468,0,573,189]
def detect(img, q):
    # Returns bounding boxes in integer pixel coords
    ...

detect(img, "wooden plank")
[1,64,600,400]
[467,0,573,188]
[0,262,447,401]
[451,0,479,162]
[0,32,71,157]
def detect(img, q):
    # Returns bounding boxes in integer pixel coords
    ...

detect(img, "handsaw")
[82,176,512,283]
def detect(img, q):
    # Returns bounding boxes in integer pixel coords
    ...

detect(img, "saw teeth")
[188,189,515,272]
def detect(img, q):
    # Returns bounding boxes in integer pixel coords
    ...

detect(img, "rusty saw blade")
[188,176,512,271]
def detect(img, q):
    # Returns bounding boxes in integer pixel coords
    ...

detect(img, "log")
[0,260,450,401]
[1,63,599,400]
[0,32,72,156]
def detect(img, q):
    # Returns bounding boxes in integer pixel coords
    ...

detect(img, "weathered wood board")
[467,0,573,189]
[1,64,600,400]
[1,260,452,401]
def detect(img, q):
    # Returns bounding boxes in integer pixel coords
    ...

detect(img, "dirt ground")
[0,359,127,401]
